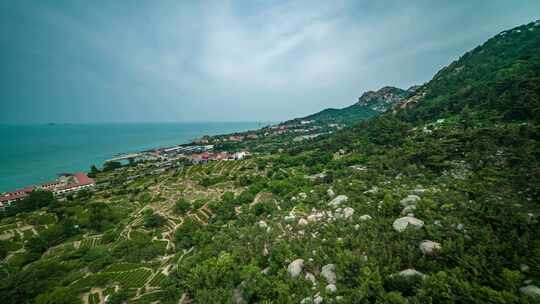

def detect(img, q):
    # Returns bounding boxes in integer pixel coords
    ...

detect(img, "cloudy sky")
[2,1,539,123]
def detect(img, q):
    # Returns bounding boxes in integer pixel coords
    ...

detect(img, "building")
[47,172,96,195]
[0,186,36,207]
[215,152,230,161]
[190,151,238,163]
[233,151,250,160]
[228,135,244,142]
[193,137,210,144]
[0,172,96,208]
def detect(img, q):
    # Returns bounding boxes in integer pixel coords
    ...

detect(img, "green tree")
[143,211,167,228]
[174,198,190,215]
[7,190,56,215]
[86,202,116,232]
[174,218,203,249]
[103,161,122,172]
[88,165,100,178]
[35,287,81,304]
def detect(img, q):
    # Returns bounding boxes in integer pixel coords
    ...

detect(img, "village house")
[193,137,210,144]
[0,172,96,209]
[228,135,244,142]
[215,152,229,161]
[188,150,250,164]
[0,186,36,208]
[50,172,96,195]
[233,151,250,160]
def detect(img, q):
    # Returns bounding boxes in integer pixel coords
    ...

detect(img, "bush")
[143,211,167,228]
[103,161,122,172]
[174,199,190,215]
[6,190,56,215]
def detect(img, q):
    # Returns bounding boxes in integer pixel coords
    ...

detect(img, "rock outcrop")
[342,207,354,219]
[396,268,425,278]
[357,86,409,113]
[326,284,337,293]
[329,195,348,208]
[327,188,335,198]
[305,272,317,286]
[321,264,336,284]
[359,214,372,221]
[400,194,421,207]
[393,216,424,232]
[419,240,442,255]
[520,285,540,298]
[287,259,304,278]
[335,207,354,220]
[401,205,416,215]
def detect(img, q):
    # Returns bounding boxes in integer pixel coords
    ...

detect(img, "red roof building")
[53,172,95,195]
[0,186,36,204]
[0,172,96,206]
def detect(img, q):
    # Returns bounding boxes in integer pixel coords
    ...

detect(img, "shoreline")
[0,122,268,193]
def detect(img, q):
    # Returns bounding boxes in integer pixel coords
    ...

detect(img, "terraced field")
[148,272,168,287]
[80,236,102,249]
[73,267,153,290]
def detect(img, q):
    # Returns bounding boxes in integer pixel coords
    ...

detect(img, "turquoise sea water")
[0,122,263,192]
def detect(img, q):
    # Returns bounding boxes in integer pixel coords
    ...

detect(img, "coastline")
[0,122,266,192]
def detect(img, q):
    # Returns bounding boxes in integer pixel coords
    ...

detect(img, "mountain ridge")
[395,19,540,121]
[285,85,413,126]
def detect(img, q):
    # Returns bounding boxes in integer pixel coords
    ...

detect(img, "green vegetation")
[173,198,190,215]
[103,161,122,172]
[88,292,100,304]
[112,234,164,262]
[3,190,56,216]
[142,210,167,228]
[1,21,540,303]
[297,104,377,125]
[72,267,153,289]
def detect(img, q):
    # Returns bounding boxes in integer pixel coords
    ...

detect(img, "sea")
[0,122,264,192]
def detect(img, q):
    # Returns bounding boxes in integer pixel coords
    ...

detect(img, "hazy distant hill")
[287,86,415,125]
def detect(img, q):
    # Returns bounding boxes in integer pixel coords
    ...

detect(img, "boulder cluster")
[392,216,424,232]
[328,195,348,208]
[288,260,340,303]
[393,187,426,233]
[392,187,442,267]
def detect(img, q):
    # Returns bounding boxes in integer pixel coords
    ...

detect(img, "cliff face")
[284,86,412,126]
[357,86,409,112]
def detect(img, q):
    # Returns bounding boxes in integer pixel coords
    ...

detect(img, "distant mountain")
[287,86,413,125]
[291,19,540,127]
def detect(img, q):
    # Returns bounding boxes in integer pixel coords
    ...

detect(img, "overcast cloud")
[1,0,539,123]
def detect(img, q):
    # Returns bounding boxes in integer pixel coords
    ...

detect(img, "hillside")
[287,86,412,125]
[398,20,540,123]
[1,21,540,304]
[193,88,413,154]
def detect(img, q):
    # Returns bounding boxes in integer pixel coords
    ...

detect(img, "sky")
[1,1,539,123]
